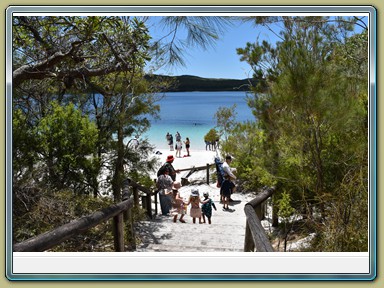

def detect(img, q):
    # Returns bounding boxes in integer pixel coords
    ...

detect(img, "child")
[201,192,217,224]
[185,189,207,224]
[170,181,186,223]
[220,175,235,210]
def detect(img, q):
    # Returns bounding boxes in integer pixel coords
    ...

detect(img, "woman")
[156,170,173,216]
[184,137,191,156]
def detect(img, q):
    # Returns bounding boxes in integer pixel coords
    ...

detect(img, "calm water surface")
[140,91,255,150]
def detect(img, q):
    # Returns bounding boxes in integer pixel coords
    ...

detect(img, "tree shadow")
[135,218,173,248]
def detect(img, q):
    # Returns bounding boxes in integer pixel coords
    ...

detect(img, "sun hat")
[191,189,199,197]
[172,181,182,190]
[166,155,175,162]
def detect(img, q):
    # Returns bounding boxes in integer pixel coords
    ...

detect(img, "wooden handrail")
[178,163,213,173]
[13,198,134,252]
[243,187,275,252]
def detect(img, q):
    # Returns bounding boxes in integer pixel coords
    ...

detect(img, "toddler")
[201,192,217,224]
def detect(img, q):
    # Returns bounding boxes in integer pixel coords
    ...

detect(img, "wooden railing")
[14,178,148,252]
[243,187,276,252]
[178,163,213,185]
[13,163,214,253]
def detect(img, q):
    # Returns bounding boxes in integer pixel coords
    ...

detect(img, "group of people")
[205,139,219,151]
[156,153,237,224]
[166,132,191,157]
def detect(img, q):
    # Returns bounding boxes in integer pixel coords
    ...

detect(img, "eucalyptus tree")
[214,104,237,144]
[235,16,368,251]
[12,15,232,249]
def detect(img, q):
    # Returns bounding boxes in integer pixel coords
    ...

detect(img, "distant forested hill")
[145,74,256,92]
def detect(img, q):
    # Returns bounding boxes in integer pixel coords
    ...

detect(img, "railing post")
[243,187,276,252]
[154,191,158,216]
[146,193,152,219]
[133,187,139,208]
[244,221,255,252]
[125,208,136,251]
[206,163,210,184]
[113,213,125,252]
[153,179,158,216]
[141,195,152,219]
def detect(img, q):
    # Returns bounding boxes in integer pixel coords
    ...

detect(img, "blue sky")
[145,18,279,80]
[144,16,367,80]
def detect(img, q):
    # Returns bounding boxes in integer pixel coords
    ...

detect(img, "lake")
[139,91,256,150]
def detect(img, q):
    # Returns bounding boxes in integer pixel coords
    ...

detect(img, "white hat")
[172,181,182,190]
[191,189,199,197]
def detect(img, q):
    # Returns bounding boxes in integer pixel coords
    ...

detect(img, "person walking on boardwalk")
[156,169,174,216]
[201,192,217,224]
[222,155,237,202]
[170,181,186,223]
[157,155,180,181]
[185,189,208,224]
[220,175,235,210]
[184,137,191,156]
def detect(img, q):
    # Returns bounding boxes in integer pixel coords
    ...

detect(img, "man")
[158,155,180,181]
[222,155,236,202]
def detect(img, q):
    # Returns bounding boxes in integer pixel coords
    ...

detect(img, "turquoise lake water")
[140,91,256,150]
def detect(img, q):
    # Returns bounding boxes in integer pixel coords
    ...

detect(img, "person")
[175,139,182,158]
[156,169,174,216]
[222,155,237,202]
[166,133,174,151]
[201,192,217,224]
[220,175,235,210]
[170,181,186,223]
[205,140,211,151]
[184,137,191,156]
[175,131,181,142]
[185,189,207,224]
[159,155,180,181]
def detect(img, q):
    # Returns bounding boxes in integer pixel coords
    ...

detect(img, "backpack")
[214,157,225,188]
[157,163,169,177]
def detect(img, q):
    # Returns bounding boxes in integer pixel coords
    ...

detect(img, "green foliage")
[11,16,234,251]
[204,128,219,143]
[277,192,295,221]
[34,102,99,193]
[13,189,113,245]
[231,17,368,251]
[214,104,237,143]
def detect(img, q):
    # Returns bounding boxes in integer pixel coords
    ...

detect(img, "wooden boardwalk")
[135,183,255,252]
